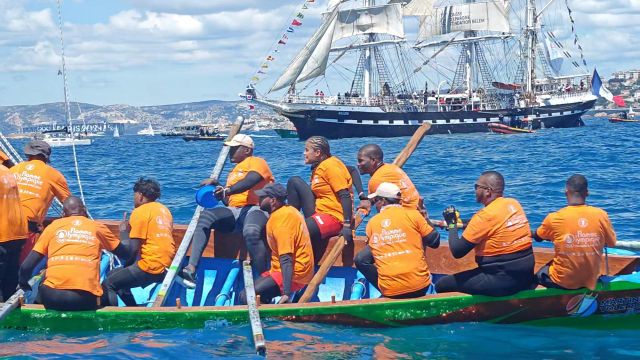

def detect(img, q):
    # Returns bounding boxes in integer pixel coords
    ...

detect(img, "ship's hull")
[264,99,596,139]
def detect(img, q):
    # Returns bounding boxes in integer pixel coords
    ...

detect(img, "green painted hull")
[5,281,640,332]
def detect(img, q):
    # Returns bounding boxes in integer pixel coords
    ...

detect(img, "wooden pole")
[242,260,266,355]
[298,123,432,303]
[152,116,246,306]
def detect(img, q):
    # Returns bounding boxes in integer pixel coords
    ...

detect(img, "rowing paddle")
[298,122,432,303]
[242,260,266,355]
[152,116,246,307]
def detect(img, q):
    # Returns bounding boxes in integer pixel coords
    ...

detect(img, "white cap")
[224,134,254,149]
[368,182,401,200]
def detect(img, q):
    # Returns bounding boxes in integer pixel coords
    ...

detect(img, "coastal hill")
[0,100,284,134]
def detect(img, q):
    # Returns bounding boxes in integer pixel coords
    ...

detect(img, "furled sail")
[417,0,510,40]
[543,37,564,76]
[333,3,405,41]
[401,0,435,17]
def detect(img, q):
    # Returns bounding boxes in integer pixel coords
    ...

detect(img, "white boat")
[113,126,120,138]
[137,123,155,136]
[38,130,92,148]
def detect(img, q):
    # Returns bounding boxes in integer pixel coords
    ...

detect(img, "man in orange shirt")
[287,136,357,262]
[239,183,314,304]
[102,178,175,306]
[435,171,535,296]
[181,134,274,286]
[19,196,129,310]
[356,182,440,298]
[533,174,617,290]
[10,140,71,262]
[0,149,14,168]
[356,144,421,213]
[0,164,28,301]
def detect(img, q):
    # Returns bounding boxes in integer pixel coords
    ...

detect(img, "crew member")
[239,183,314,304]
[0,149,14,168]
[533,174,617,289]
[356,144,421,213]
[356,182,440,298]
[287,136,354,261]
[435,171,535,296]
[181,134,274,286]
[18,197,129,311]
[102,178,175,306]
[0,164,27,301]
[10,140,71,262]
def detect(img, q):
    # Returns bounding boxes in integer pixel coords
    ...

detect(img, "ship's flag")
[303,4,308,9]
[291,19,302,26]
[278,39,287,44]
[296,12,304,19]
[266,55,275,61]
[251,76,259,82]
[246,94,253,101]
[287,27,294,32]
[258,70,266,74]
[57,69,62,75]
[307,0,315,3]
[261,63,269,69]
[248,104,255,110]
[592,69,625,107]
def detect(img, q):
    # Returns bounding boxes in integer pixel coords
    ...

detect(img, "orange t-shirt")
[129,202,176,274]
[369,164,421,209]
[0,165,28,242]
[365,204,434,296]
[226,156,274,208]
[311,156,352,222]
[266,205,314,285]
[462,197,532,258]
[536,205,617,290]
[33,216,121,296]
[10,159,71,223]
[0,150,9,163]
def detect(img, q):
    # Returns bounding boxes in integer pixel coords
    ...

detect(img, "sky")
[0,0,639,107]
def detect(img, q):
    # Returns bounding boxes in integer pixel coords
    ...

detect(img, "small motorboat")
[488,122,535,134]
[274,128,298,139]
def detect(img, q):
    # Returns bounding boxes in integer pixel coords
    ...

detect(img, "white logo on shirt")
[381,219,391,228]
[26,164,35,171]
[578,218,588,228]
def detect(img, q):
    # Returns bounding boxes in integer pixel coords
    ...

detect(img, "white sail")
[418,0,510,40]
[402,0,435,17]
[270,7,340,92]
[543,37,563,76]
[333,4,405,41]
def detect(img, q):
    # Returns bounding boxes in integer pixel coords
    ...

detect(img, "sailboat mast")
[56,0,73,129]
[465,0,475,97]
[524,0,537,95]
[363,0,374,100]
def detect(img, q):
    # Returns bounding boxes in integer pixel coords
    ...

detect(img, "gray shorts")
[229,205,268,233]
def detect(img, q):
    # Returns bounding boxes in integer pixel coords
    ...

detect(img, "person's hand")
[277,295,291,304]
[357,199,372,216]
[213,186,227,200]
[341,223,353,245]
[119,212,130,233]
[442,206,459,230]
[200,178,219,187]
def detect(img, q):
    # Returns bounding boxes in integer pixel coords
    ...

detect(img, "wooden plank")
[242,260,266,355]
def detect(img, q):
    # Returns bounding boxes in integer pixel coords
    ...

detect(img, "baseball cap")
[24,140,51,159]
[368,182,401,200]
[224,134,254,149]
[255,183,287,201]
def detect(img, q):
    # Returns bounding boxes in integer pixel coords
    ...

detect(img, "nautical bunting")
[565,0,587,67]
[287,27,294,32]
[291,19,302,26]
[267,56,275,61]
[297,12,304,19]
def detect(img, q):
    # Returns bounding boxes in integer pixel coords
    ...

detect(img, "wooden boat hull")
[609,117,640,123]
[274,129,298,138]
[488,123,535,134]
[4,220,639,332]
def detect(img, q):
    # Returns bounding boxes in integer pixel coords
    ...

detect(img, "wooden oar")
[152,116,246,306]
[242,260,266,355]
[298,122,432,303]
[0,289,24,323]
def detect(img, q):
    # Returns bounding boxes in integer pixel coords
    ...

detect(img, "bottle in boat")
[250,0,596,139]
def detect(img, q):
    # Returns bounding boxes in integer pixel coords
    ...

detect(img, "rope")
[56,0,90,219]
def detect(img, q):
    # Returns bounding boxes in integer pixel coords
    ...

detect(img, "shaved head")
[566,174,588,198]
[481,170,505,194]
[63,196,87,217]
[358,144,384,162]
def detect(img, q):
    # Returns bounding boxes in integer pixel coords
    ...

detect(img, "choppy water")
[2,117,639,358]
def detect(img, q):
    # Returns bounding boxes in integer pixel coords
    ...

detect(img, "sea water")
[1,117,639,358]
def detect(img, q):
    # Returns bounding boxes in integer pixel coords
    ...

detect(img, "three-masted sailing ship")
[251,0,596,139]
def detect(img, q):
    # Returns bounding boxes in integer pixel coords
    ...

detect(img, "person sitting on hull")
[239,183,314,304]
[181,134,275,287]
[101,178,175,307]
[19,197,131,311]
[0,163,27,301]
[355,182,440,299]
[435,171,535,296]
[532,174,617,290]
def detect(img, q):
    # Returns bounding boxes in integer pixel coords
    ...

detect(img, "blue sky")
[0,0,638,106]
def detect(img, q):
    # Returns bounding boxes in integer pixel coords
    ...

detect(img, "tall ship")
[251,0,597,139]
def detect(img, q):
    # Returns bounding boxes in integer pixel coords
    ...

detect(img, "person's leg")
[535,265,568,290]
[435,267,491,295]
[102,264,165,306]
[238,275,282,305]
[354,246,378,290]
[0,240,25,301]
[188,207,236,269]
[387,287,429,299]
[39,285,99,311]
[242,208,270,276]
[286,177,315,217]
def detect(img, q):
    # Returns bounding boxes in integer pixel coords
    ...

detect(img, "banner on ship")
[592,69,625,107]
[421,1,510,37]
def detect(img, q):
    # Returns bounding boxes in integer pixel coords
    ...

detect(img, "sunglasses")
[474,184,493,191]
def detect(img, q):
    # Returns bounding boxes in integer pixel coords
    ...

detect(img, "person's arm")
[531,229,546,242]
[278,253,294,303]
[2,159,14,168]
[443,206,475,258]
[346,165,365,201]
[118,229,142,266]
[422,229,440,249]
[18,251,45,291]
[51,171,72,202]
[214,171,264,202]
[337,189,354,244]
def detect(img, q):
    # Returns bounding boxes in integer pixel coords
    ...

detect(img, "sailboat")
[113,125,120,138]
[137,122,155,136]
[252,0,597,139]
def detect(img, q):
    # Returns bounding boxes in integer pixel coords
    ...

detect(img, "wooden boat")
[609,117,640,123]
[4,220,640,332]
[274,128,298,139]
[488,123,535,134]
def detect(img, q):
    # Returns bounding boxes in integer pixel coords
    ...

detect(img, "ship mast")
[363,0,374,101]
[524,0,537,96]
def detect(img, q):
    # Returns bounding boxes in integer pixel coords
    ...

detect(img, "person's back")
[131,201,176,274]
[369,163,420,210]
[311,155,353,223]
[366,205,434,297]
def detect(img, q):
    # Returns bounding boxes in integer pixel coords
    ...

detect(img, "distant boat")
[37,129,92,147]
[137,123,155,136]
[609,106,639,123]
[488,123,535,134]
[183,124,225,141]
[161,124,201,137]
[274,128,298,138]
[113,126,120,138]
